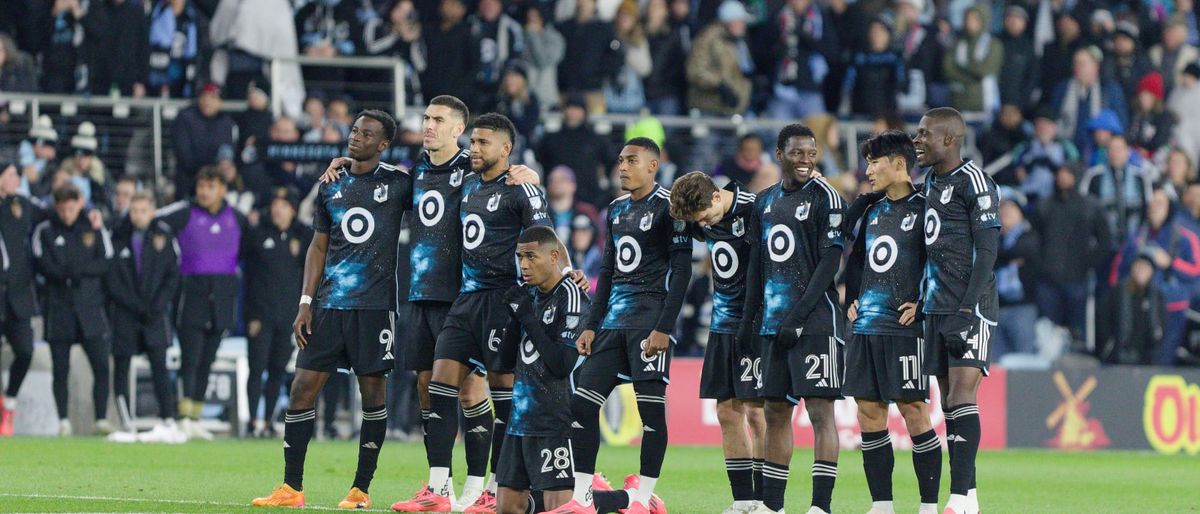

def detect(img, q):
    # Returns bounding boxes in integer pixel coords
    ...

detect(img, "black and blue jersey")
[509,278,590,437]
[408,149,472,302]
[851,192,926,337]
[921,159,1000,317]
[753,177,845,338]
[459,171,551,293]
[593,185,692,330]
[312,162,413,310]
[692,182,756,334]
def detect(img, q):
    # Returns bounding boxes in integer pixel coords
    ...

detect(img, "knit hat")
[1086,109,1124,135]
[895,0,924,10]
[29,115,57,142]
[272,186,300,210]
[1138,72,1165,102]
[71,122,98,154]
[717,0,750,23]
[1114,20,1140,41]
[1004,5,1027,21]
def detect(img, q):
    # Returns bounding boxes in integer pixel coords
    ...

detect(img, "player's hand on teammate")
[567,269,588,289]
[319,157,354,184]
[502,285,535,319]
[294,305,313,349]
[847,300,859,323]
[940,310,975,358]
[644,330,670,358]
[898,301,920,326]
[505,164,541,186]
[576,329,595,355]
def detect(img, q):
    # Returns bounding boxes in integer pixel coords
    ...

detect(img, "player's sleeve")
[669,217,692,251]
[542,290,590,377]
[815,180,846,249]
[517,184,552,228]
[736,202,765,344]
[843,204,872,305]
[584,214,616,331]
[655,231,693,333]
[966,169,1001,232]
[399,170,415,212]
[312,185,331,234]
[960,168,1001,312]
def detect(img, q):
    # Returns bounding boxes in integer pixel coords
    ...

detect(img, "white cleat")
[721,501,756,514]
[865,508,894,514]
[747,504,782,514]
[58,419,72,436]
[918,503,939,514]
[805,508,829,514]
[452,484,483,512]
[94,419,115,435]
[180,418,214,441]
[138,421,189,444]
[966,489,979,514]
[107,430,138,443]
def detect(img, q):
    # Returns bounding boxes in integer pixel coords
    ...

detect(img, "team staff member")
[158,166,250,440]
[0,163,43,436]
[107,192,182,436]
[33,183,114,436]
[243,187,312,437]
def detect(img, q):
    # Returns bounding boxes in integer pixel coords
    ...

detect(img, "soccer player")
[558,138,689,514]
[668,171,768,514]
[0,162,44,436]
[912,107,1000,514]
[737,124,845,514]
[393,113,551,513]
[842,131,941,514]
[251,110,412,509]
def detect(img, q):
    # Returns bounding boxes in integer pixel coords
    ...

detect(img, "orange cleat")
[463,490,497,513]
[593,473,613,492]
[391,483,452,512]
[539,499,598,514]
[619,475,666,514]
[0,405,13,437]
[251,484,305,507]
[337,487,371,509]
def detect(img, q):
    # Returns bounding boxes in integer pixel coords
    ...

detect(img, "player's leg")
[246,321,270,434]
[342,372,388,508]
[191,328,223,411]
[805,397,838,514]
[262,324,294,435]
[702,331,756,512]
[760,400,795,514]
[468,371,514,510]
[846,334,896,514]
[746,401,767,507]
[945,366,983,514]
[176,325,203,419]
[145,343,177,422]
[716,399,755,510]
[857,400,894,512]
[567,341,624,508]
[899,400,940,514]
[250,368,329,506]
[795,336,843,514]
[425,356,474,493]
[111,353,133,426]
[497,487,533,514]
[2,313,33,424]
[458,371,495,507]
[81,335,111,430]
[631,379,668,508]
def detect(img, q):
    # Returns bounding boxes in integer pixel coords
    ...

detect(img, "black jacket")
[421,20,481,110]
[82,0,150,96]
[1127,109,1174,154]
[171,106,237,197]
[645,23,690,102]
[996,223,1040,306]
[536,124,614,205]
[106,219,180,351]
[557,18,623,93]
[33,216,113,341]
[242,219,311,325]
[999,33,1040,112]
[1033,189,1114,283]
[1097,281,1164,365]
[0,195,48,319]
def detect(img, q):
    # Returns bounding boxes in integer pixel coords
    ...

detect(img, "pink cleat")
[463,490,497,514]
[391,483,452,512]
[539,499,598,514]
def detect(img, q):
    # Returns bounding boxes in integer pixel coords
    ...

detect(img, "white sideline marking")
[0,492,385,511]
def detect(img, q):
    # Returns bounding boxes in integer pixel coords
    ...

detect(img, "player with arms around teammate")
[843,131,941,514]
[394,113,551,513]
[736,124,845,514]
[252,110,413,509]
[553,138,689,514]
[669,171,768,514]
[912,108,1000,514]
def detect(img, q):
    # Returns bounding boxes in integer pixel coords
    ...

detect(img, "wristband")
[299,295,313,306]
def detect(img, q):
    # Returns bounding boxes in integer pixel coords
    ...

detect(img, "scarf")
[1057,79,1102,140]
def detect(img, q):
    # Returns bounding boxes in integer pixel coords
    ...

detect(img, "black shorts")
[402,301,450,371]
[843,334,928,402]
[923,314,993,377]
[699,332,760,400]
[758,334,844,402]
[434,290,518,373]
[495,433,575,492]
[578,328,672,384]
[297,308,395,376]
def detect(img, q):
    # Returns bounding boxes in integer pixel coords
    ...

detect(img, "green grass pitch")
[0,438,1196,513]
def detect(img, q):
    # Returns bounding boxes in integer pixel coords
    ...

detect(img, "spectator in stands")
[107,191,181,439]
[172,83,237,199]
[537,95,613,204]
[242,187,310,438]
[1005,107,1080,203]
[1180,0,1200,47]
[0,163,46,436]
[299,94,328,136]
[234,87,273,167]
[1150,15,1199,98]
[489,62,540,145]
[715,133,767,186]
[999,5,1039,114]
[1041,13,1085,105]
[686,1,753,116]
[1081,135,1155,242]
[420,0,480,110]
[470,0,524,108]
[18,115,58,197]
[521,5,565,111]
[209,0,299,107]
[605,0,651,113]
[1034,162,1113,347]
[157,166,249,440]
[294,0,361,99]
[557,0,622,112]
[1170,63,1200,160]
[893,0,942,111]
[994,192,1041,359]
[82,0,149,97]
[1109,188,1200,365]
[1097,251,1165,365]
[806,113,847,177]
[326,97,353,136]
[0,33,35,93]
[218,147,254,214]
[1104,22,1152,105]
[568,213,603,292]
[943,6,1003,114]
[57,122,112,211]
[842,18,906,118]
[112,176,137,219]
[147,0,199,98]
[34,183,113,436]
[1128,72,1175,158]
[980,104,1030,165]
[766,0,835,119]
[643,0,690,115]
[1083,109,1128,167]
[1164,148,1196,199]
[1052,46,1129,152]
[546,165,601,243]
[40,0,84,94]
[363,0,426,106]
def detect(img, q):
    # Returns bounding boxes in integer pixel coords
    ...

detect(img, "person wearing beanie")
[172,83,238,200]
[1003,106,1081,203]
[1169,62,1200,160]
[943,6,1003,113]
[686,0,754,116]
[998,4,1039,114]
[55,122,113,212]
[486,61,541,144]
[1150,15,1200,98]
[1104,21,1154,103]
[1128,72,1176,157]
[18,114,59,197]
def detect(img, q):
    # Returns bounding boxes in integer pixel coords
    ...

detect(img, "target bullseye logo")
[711,241,739,279]
[868,235,899,273]
[767,224,795,262]
[924,210,941,245]
[520,338,540,364]
[341,207,376,244]
[463,213,486,249]
[418,190,445,227]
[616,235,642,273]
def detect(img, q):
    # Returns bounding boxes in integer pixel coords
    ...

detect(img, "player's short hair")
[430,95,470,122]
[776,123,816,153]
[738,133,764,149]
[356,109,397,143]
[924,107,966,139]
[196,165,225,185]
[53,183,81,203]
[624,137,661,157]
[861,130,918,172]
[518,225,562,249]
[130,190,156,206]
[669,171,719,220]
[473,113,517,144]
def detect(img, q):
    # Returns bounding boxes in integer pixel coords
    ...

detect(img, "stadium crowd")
[2,0,1200,440]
